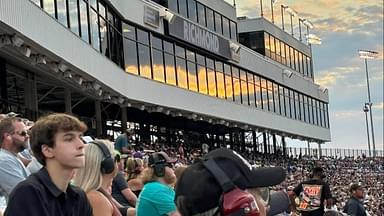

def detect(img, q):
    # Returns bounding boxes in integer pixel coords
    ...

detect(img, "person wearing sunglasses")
[0,117,31,198]
[136,151,180,216]
[175,148,291,216]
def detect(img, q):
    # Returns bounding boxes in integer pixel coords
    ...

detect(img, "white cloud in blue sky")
[228,0,383,152]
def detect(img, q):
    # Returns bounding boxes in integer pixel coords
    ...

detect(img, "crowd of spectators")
[0,112,383,216]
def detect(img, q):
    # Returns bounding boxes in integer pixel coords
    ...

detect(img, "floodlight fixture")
[302,19,314,29]
[319,86,328,93]
[306,34,322,45]
[18,45,31,57]
[58,62,69,72]
[30,54,47,65]
[11,35,24,47]
[283,69,293,78]
[358,50,379,59]
[73,75,83,85]
[63,70,72,79]
[285,7,298,17]
[229,41,241,53]
[92,82,101,90]
[159,8,176,24]
[118,97,125,104]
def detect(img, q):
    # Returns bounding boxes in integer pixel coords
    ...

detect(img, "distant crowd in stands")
[0,111,383,216]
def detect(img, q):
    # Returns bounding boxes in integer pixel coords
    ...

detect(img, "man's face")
[46,131,85,169]
[163,164,177,185]
[10,121,29,152]
[353,188,365,199]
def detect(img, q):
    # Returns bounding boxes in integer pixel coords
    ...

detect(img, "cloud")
[315,66,359,88]
[372,102,384,110]
[331,110,361,119]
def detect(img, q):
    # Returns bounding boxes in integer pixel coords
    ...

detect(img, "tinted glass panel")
[89,0,97,9]
[187,0,197,22]
[137,29,149,45]
[197,65,208,94]
[152,49,165,82]
[68,0,79,35]
[175,45,185,58]
[90,9,100,50]
[99,17,108,55]
[176,57,188,89]
[216,70,225,99]
[79,1,89,43]
[214,12,222,34]
[57,0,67,27]
[224,64,233,101]
[207,67,216,97]
[260,78,268,110]
[240,70,249,105]
[99,2,106,18]
[164,41,174,54]
[168,0,178,12]
[179,0,188,17]
[138,44,152,79]
[197,3,206,26]
[31,0,40,6]
[165,53,177,85]
[123,38,138,74]
[206,8,214,31]
[230,21,237,40]
[254,76,262,108]
[222,17,230,38]
[247,73,255,107]
[187,61,198,92]
[43,0,55,17]
[232,67,241,104]
[186,49,195,62]
[152,35,163,50]
[122,23,136,40]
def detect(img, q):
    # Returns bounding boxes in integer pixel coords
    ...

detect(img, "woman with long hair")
[126,157,144,197]
[74,139,135,216]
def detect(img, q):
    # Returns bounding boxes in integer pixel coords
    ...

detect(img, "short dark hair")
[30,113,87,166]
[0,117,22,144]
[350,183,363,193]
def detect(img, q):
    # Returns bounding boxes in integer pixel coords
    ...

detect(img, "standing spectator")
[136,151,179,216]
[115,129,134,154]
[4,113,92,215]
[343,184,367,216]
[293,167,333,216]
[0,117,30,197]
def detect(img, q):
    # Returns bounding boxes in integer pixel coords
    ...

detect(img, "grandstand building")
[0,0,330,155]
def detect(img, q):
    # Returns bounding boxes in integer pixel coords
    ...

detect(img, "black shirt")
[343,196,367,216]
[112,172,131,207]
[293,178,332,216]
[4,168,92,216]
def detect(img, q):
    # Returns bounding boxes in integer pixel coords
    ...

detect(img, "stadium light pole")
[363,104,371,156]
[358,49,379,157]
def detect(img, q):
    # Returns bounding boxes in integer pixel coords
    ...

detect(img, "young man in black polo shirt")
[4,113,92,216]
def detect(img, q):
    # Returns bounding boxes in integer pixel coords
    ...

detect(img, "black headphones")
[89,141,115,174]
[149,153,167,177]
[202,159,260,216]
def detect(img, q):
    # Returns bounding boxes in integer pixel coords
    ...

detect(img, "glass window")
[197,65,208,94]
[176,57,188,89]
[43,0,55,18]
[273,83,280,115]
[152,49,165,82]
[207,65,216,97]
[165,53,177,85]
[99,17,108,55]
[68,0,79,36]
[168,0,178,13]
[260,78,268,110]
[152,35,163,50]
[240,70,249,105]
[254,75,262,108]
[187,0,197,22]
[267,80,274,111]
[285,45,291,67]
[303,95,309,123]
[215,61,225,99]
[57,0,68,27]
[307,56,312,78]
[98,2,106,18]
[186,49,195,62]
[90,9,100,51]
[290,47,295,70]
[197,3,206,26]
[294,50,299,72]
[298,52,303,74]
[31,0,40,7]
[270,36,276,60]
[232,67,241,104]
[123,38,138,75]
[224,64,233,101]
[279,86,285,116]
[138,44,152,79]
[247,73,256,107]
[281,43,286,65]
[289,90,296,119]
[206,8,214,31]
[122,23,136,40]
[222,17,230,38]
[230,21,237,40]
[275,39,281,63]
[164,40,174,54]
[137,28,149,45]
[284,88,291,118]
[175,45,185,58]
[79,1,89,43]
[308,98,313,124]
[264,33,271,57]
[89,0,97,9]
[179,0,188,17]
[214,12,222,34]
[294,92,300,120]
[187,61,198,92]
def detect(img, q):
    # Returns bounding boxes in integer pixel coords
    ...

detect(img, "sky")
[225,0,383,152]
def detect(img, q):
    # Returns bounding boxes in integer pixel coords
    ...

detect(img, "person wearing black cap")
[175,148,289,216]
[136,151,180,216]
[292,167,333,216]
[343,184,367,216]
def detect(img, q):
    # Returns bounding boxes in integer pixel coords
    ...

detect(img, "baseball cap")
[175,148,286,215]
[6,112,20,118]
[148,151,177,166]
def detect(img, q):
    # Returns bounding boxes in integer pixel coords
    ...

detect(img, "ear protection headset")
[149,153,167,177]
[202,159,260,216]
[89,141,115,174]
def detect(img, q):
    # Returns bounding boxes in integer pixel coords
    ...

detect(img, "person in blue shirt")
[136,151,180,216]
[114,129,134,154]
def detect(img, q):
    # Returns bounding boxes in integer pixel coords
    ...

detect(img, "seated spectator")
[126,157,144,197]
[112,164,138,207]
[4,113,92,215]
[175,148,287,216]
[0,117,30,197]
[74,139,135,216]
[136,151,179,216]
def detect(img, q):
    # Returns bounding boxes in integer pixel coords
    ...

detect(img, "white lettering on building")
[183,21,219,53]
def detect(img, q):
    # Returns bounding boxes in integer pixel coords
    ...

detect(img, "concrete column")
[282,136,287,157]
[95,100,102,137]
[318,143,322,159]
[64,88,72,114]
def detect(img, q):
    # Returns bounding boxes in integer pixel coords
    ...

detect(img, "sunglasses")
[11,130,29,137]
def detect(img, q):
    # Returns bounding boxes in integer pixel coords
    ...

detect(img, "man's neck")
[45,162,74,192]
[1,143,19,155]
